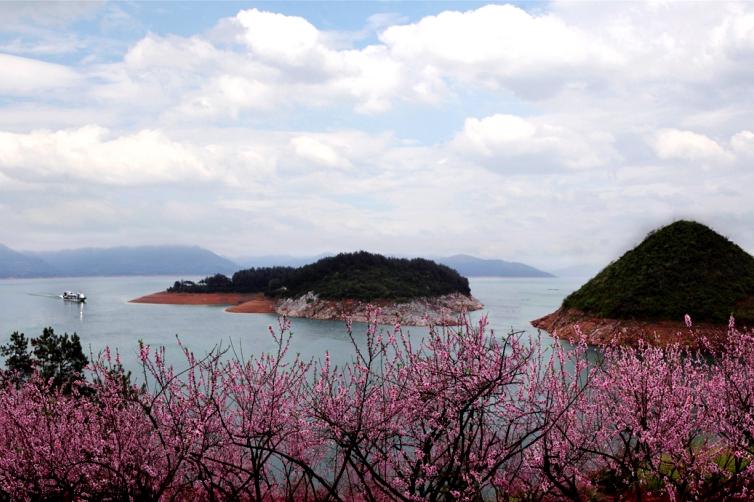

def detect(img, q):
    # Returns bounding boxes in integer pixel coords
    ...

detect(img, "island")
[532,220,754,347]
[131,251,483,326]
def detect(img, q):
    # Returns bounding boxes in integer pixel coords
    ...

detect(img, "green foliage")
[282,252,471,301]
[231,266,296,294]
[170,251,471,301]
[169,273,234,293]
[563,220,754,323]
[0,332,32,382]
[0,327,88,391]
[200,273,233,292]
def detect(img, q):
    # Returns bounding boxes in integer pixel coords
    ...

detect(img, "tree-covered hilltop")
[562,220,754,323]
[169,251,472,301]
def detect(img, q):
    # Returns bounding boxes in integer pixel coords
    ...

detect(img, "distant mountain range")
[0,244,58,278]
[434,254,553,278]
[235,253,554,278]
[37,246,239,277]
[550,264,600,278]
[0,245,553,279]
[0,245,237,278]
[233,254,332,269]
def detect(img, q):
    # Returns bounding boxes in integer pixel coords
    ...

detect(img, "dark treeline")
[169,251,471,301]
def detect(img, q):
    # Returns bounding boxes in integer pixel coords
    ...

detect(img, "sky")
[1,1,754,271]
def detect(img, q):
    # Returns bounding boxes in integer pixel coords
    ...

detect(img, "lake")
[0,275,586,372]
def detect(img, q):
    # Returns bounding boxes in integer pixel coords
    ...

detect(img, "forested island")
[134,251,482,325]
[533,220,754,346]
[168,251,471,301]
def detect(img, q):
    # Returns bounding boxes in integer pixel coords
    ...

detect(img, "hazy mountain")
[436,255,554,278]
[551,264,600,278]
[234,253,553,278]
[0,244,58,278]
[32,246,238,277]
[234,254,331,269]
[2,244,553,280]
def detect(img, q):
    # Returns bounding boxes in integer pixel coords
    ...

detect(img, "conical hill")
[562,220,754,324]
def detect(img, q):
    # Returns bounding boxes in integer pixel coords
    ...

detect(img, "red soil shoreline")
[129,291,480,325]
[129,291,276,313]
[226,296,277,314]
[531,307,729,348]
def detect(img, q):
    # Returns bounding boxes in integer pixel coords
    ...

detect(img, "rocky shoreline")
[131,291,483,326]
[276,292,483,326]
[531,307,729,349]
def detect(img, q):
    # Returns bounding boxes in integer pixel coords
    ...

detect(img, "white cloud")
[380,4,623,99]
[175,75,277,119]
[17,2,746,125]
[4,3,754,267]
[124,34,220,71]
[227,9,410,113]
[0,36,85,56]
[0,53,80,94]
[653,129,732,163]
[458,115,537,150]
[0,1,102,29]
[452,114,617,170]
[85,9,417,119]
[731,130,754,157]
[383,6,614,64]
[236,9,321,66]
[6,2,754,120]
[291,136,351,170]
[718,12,754,59]
[0,125,211,185]
[21,199,124,229]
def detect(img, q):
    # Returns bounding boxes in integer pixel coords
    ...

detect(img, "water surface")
[0,276,586,371]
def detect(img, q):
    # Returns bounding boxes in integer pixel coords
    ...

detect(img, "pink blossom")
[1,308,753,499]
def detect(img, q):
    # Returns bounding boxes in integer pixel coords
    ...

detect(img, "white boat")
[61,291,86,303]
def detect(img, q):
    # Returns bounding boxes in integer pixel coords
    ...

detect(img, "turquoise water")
[0,276,586,372]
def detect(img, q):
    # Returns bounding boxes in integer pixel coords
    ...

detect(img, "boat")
[61,291,86,303]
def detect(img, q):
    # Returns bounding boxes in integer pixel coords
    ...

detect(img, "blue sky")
[1,1,754,270]
[2,2,539,62]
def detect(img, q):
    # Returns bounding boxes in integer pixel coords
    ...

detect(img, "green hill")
[562,221,754,324]
[170,251,471,302]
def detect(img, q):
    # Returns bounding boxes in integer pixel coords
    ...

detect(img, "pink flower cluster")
[1,312,754,500]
